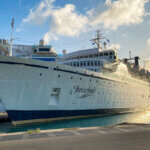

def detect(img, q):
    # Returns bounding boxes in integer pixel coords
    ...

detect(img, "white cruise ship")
[0,31,150,125]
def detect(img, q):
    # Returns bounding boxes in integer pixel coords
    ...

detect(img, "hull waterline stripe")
[0,61,49,69]
[7,108,139,123]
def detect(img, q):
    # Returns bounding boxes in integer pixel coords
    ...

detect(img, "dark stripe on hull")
[7,108,135,122]
[0,61,123,83]
[0,61,49,69]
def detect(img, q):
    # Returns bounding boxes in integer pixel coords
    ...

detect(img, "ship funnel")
[134,56,140,67]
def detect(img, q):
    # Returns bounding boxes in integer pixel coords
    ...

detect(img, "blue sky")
[0,0,150,59]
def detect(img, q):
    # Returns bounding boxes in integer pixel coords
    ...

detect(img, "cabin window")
[89,55,93,58]
[84,62,86,66]
[98,61,100,66]
[85,55,88,58]
[70,62,73,66]
[77,62,79,67]
[87,61,90,66]
[99,53,103,56]
[94,54,98,57]
[39,48,50,52]
[95,61,97,66]
[91,61,93,66]
[34,49,37,52]
[110,52,113,55]
[104,52,108,56]
[80,62,83,66]
[74,62,76,67]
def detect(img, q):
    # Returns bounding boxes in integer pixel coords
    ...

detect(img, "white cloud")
[147,38,150,46]
[108,43,121,49]
[90,0,148,30]
[22,0,88,44]
[22,0,148,43]
[44,4,88,44]
[23,0,55,26]
[105,0,111,6]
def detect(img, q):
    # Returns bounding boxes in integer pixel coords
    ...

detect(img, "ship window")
[87,61,90,66]
[110,52,113,55]
[104,52,108,56]
[77,62,79,67]
[39,48,50,52]
[99,53,103,56]
[84,62,86,66]
[91,61,93,66]
[74,62,76,67]
[95,61,97,66]
[70,62,73,66]
[110,56,112,59]
[34,49,37,52]
[80,62,83,66]
[89,55,93,58]
[85,55,88,58]
[98,61,100,66]
[94,54,98,57]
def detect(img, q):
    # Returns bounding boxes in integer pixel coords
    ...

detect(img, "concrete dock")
[0,123,150,150]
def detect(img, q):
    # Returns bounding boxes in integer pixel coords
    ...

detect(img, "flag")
[11,18,14,28]
[107,39,110,43]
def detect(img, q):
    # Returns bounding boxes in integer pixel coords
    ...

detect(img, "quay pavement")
[0,123,150,150]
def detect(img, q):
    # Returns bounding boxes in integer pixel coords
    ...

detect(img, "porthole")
[58,75,60,78]
[40,73,42,76]
[71,77,73,79]
[80,78,82,80]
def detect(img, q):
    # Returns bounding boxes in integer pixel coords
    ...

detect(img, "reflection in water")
[1,110,150,133]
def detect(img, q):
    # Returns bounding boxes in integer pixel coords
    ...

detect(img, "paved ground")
[0,123,150,150]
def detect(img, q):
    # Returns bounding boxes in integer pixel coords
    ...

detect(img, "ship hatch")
[48,88,61,105]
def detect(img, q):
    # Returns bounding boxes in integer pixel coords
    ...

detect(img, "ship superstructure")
[59,30,118,72]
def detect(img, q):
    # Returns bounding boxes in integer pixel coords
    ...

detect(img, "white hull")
[0,56,149,124]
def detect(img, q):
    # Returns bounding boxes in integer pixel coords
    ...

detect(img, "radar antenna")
[90,30,105,51]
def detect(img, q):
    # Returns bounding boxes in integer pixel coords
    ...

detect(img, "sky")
[0,0,150,60]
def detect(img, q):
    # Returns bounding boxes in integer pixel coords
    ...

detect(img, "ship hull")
[0,56,149,125]
[7,108,138,125]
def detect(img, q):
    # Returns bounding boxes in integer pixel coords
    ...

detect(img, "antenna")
[9,18,14,56]
[90,30,105,51]
[129,51,131,60]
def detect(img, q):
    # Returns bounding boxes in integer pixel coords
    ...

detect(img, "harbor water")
[1,110,150,133]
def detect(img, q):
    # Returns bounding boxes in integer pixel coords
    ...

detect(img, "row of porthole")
[57,74,147,91]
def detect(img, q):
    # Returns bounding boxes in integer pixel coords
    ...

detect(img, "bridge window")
[104,52,108,56]
[95,61,97,66]
[99,53,103,56]
[94,54,98,57]
[110,52,113,55]
[89,55,93,58]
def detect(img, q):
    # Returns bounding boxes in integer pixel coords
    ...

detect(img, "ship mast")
[90,30,105,51]
[9,18,14,56]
